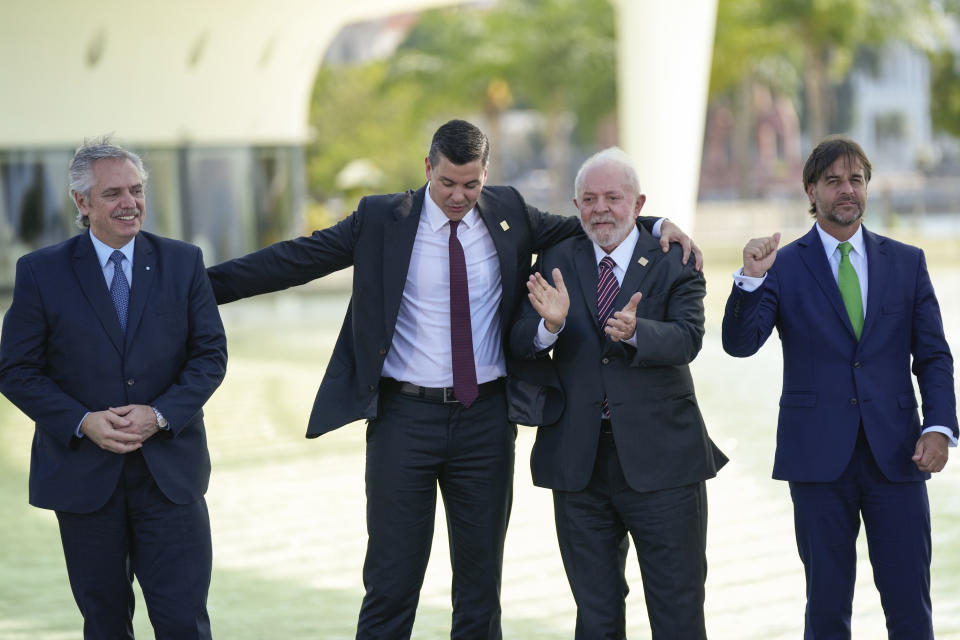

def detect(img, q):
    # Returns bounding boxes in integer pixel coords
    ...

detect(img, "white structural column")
[613,0,718,233]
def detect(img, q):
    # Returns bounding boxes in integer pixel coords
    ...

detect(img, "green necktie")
[837,242,863,339]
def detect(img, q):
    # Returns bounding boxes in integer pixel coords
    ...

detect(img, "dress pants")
[553,430,709,640]
[55,449,213,640]
[789,428,932,640]
[357,385,514,639]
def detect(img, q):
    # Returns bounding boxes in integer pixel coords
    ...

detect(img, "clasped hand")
[80,404,160,454]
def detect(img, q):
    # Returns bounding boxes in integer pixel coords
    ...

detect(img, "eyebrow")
[100,183,143,194]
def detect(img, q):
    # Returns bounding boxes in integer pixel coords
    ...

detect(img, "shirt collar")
[815,222,864,259]
[593,224,640,270]
[425,182,480,232]
[89,231,135,268]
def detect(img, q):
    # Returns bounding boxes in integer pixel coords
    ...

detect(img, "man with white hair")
[510,147,726,639]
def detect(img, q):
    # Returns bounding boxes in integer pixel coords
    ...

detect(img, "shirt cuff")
[75,412,89,438]
[534,318,563,351]
[922,425,958,447]
[651,217,664,239]
[732,267,766,292]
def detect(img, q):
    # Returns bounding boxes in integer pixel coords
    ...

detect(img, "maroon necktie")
[449,220,479,407]
[597,256,618,417]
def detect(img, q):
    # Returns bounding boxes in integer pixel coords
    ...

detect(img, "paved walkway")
[1,265,959,638]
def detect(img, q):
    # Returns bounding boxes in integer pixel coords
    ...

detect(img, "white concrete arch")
[0,0,716,230]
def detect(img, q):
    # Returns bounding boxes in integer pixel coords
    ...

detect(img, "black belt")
[380,377,505,404]
[600,418,614,434]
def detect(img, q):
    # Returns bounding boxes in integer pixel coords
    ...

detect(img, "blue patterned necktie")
[109,250,129,333]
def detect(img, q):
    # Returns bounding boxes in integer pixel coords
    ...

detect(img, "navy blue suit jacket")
[722,224,957,483]
[0,230,227,513]
[510,223,727,492]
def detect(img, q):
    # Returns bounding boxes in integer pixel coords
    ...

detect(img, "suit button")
[853,362,862,368]
[126,379,135,386]
[601,358,610,365]
[850,398,858,405]
[379,348,387,356]
[368,384,376,391]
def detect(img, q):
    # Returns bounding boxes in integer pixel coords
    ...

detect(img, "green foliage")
[710,0,941,140]
[306,0,618,209]
[306,63,432,202]
[930,49,960,137]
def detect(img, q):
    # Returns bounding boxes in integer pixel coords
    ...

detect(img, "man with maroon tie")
[207,121,698,638]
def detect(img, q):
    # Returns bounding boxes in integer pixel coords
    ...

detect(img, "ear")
[806,183,816,204]
[72,191,88,215]
[424,156,432,181]
[634,194,646,215]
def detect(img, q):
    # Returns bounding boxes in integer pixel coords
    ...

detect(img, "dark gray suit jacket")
[510,221,727,492]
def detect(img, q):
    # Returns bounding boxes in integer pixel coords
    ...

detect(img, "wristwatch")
[152,406,169,430]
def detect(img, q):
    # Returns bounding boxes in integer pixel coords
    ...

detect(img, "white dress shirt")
[730,223,955,446]
[381,183,506,387]
[90,232,135,289]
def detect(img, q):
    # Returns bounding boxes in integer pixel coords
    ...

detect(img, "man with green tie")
[721,135,957,639]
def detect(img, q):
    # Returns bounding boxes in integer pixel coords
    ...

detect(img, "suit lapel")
[615,223,661,313]
[476,191,517,318]
[573,237,601,332]
[861,225,887,339]
[382,187,424,333]
[72,232,125,354]
[125,234,156,347]
[796,224,857,338]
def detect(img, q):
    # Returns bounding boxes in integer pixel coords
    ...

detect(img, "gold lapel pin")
[638,256,649,267]
[500,220,510,231]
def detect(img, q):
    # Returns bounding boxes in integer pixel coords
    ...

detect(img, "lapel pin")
[638,256,649,267]
[145,266,151,271]
[500,220,510,231]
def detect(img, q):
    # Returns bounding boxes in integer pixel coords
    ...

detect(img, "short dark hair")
[428,119,490,168]
[802,135,872,215]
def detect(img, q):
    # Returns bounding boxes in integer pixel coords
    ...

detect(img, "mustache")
[112,208,139,218]
[591,215,616,225]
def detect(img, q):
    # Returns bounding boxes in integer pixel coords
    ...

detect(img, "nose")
[119,189,137,208]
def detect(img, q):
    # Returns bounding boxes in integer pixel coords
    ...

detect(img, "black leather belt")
[600,418,614,434]
[380,377,505,404]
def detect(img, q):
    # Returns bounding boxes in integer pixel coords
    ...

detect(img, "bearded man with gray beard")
[509,147,727,640]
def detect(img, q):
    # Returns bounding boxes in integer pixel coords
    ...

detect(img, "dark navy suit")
[0,230,227,639]
[722,224,957,639]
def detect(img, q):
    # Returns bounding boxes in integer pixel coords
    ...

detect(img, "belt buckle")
[443,387,458,404]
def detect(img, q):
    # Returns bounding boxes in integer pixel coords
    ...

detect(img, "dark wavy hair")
[802,136,872,216]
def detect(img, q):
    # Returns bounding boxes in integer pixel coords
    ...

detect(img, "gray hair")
[573,147,641,200]
[69,135,148,228]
